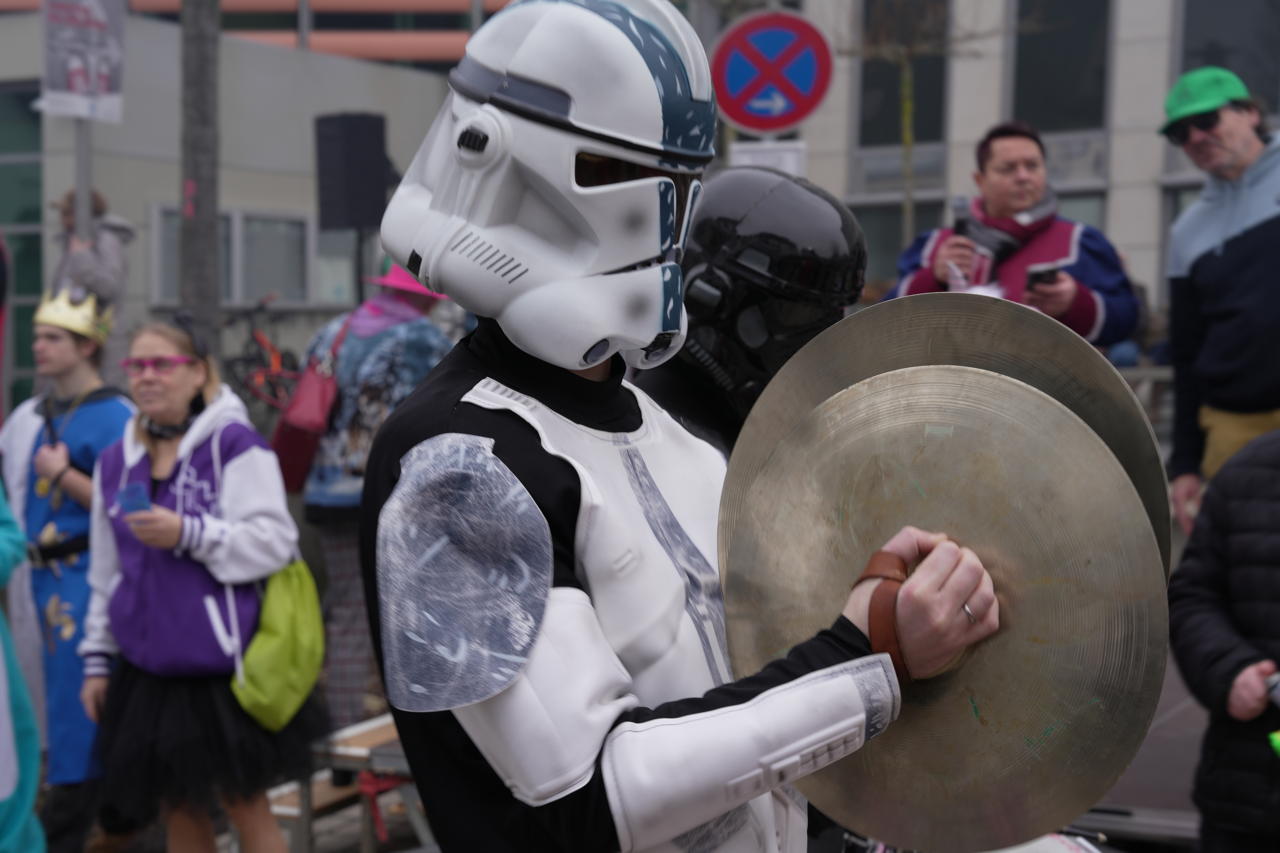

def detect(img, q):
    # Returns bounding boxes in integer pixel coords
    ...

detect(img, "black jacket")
[1169,430,1280,835]
[1165,138,1280,478]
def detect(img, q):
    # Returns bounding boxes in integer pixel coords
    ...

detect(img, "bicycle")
[221,294,301,414]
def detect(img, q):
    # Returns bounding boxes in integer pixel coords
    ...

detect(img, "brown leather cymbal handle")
[856,550,911,684]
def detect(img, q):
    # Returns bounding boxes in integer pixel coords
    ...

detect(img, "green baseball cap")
[1161,67,1251,134]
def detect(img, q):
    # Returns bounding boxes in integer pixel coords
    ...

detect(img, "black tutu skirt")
[95,657,328,823]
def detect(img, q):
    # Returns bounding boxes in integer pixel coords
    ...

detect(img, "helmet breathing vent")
[448,230,529,284]
[457,128,489,152]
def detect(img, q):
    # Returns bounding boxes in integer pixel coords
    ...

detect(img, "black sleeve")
[1168,273,1206,479]
[1168,469,1264,715]
[621,617,870,726]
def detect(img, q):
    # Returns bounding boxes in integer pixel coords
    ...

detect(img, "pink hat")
[367,264,447,299]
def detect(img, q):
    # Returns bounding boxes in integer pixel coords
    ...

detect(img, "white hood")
[120,385,252,468]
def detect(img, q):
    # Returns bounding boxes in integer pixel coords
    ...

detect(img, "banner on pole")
[37,0,127,123]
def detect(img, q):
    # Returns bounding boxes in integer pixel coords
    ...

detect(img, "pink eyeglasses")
[120,355,197,376]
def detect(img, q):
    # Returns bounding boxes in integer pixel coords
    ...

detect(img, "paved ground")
[215,789,439,852]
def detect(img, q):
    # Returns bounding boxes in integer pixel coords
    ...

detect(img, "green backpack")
[208,424,324,732]
[230,557,324,732]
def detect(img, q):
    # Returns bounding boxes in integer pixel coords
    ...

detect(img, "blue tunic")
[23,392,133,786]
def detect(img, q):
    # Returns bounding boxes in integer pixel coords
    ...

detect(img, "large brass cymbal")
[723,365,1166,853]
[719,293,1171,578]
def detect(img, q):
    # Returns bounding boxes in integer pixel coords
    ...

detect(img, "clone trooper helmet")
[678,166,868,416]
[381,0,716,370]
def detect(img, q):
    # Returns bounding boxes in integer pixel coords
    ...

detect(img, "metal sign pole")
[299,0,313,49]
[74,118,92,241]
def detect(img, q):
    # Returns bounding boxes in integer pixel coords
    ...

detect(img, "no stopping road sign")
[711,10,833,135]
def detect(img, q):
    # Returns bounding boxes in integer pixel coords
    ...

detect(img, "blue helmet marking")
[659,180,676,254]
[516,0,716,161]
[661,263,683,332]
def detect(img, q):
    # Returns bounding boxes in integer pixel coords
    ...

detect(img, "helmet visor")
[576,152,700,249]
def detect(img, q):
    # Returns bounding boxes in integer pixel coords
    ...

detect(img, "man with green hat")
[1162,67,1280,533]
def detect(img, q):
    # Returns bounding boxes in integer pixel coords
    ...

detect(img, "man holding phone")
[0,291,134,852]
[890,121,1139,348]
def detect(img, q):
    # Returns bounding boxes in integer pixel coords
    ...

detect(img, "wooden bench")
[313,713,400,772]
[267,714,418,853]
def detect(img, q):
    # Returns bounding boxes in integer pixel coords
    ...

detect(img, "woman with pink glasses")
[79,319,323,852]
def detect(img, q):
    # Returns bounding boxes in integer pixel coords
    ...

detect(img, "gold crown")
[34,289,113,344]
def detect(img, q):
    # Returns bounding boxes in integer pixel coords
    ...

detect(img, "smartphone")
[1026,266,1059,290]
[118,481,151,513]
[950,196,970,238]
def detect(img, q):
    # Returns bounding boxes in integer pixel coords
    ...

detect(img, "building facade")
[792,0,1252,318]
[0,11,448,413]
[3,0,1269,413]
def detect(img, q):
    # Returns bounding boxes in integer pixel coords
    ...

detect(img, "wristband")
[50,465,72,491]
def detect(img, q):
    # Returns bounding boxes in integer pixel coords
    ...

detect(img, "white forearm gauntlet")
[601,654,900,852]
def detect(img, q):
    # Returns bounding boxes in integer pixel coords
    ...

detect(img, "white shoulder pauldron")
[377,432,554,712]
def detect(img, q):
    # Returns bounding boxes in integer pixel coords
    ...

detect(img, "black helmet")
[678,166,867,416]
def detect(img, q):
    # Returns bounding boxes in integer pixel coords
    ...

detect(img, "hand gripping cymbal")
[718,293,1171,580]
[720,365,1166,853]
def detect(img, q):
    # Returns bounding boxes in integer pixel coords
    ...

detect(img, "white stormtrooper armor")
[377,376,901,852]
[368,3,903,851]
[381,0,714,371]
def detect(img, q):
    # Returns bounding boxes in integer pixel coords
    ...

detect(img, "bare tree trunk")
[180,0,221,351]
[899,53,915,246]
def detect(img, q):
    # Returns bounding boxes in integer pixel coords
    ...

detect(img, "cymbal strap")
[859,551,911,684]
[868,577,910,685]
[858,550,909,584]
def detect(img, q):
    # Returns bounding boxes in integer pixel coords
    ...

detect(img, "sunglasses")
[1164,109,1221,146]
[120,355,196,376]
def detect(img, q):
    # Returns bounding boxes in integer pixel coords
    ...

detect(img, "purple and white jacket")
[79,387,298,678]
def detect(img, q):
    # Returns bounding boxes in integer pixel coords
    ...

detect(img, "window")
[11,303,37,404]
[156,209,232,303]
[1181,0,1280,113]
[1058,192,1106,231]
[1,81,41,414]
[6,233,43,299]
[153,208,337,306]
[849,201,945,301]
[1014,0,1110,132]
[313,229,379,305]
[244,216,305,303]
[859,0,946,147]
[0,163,42,225]
[314,230,358,305]
[0,87,40,155]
